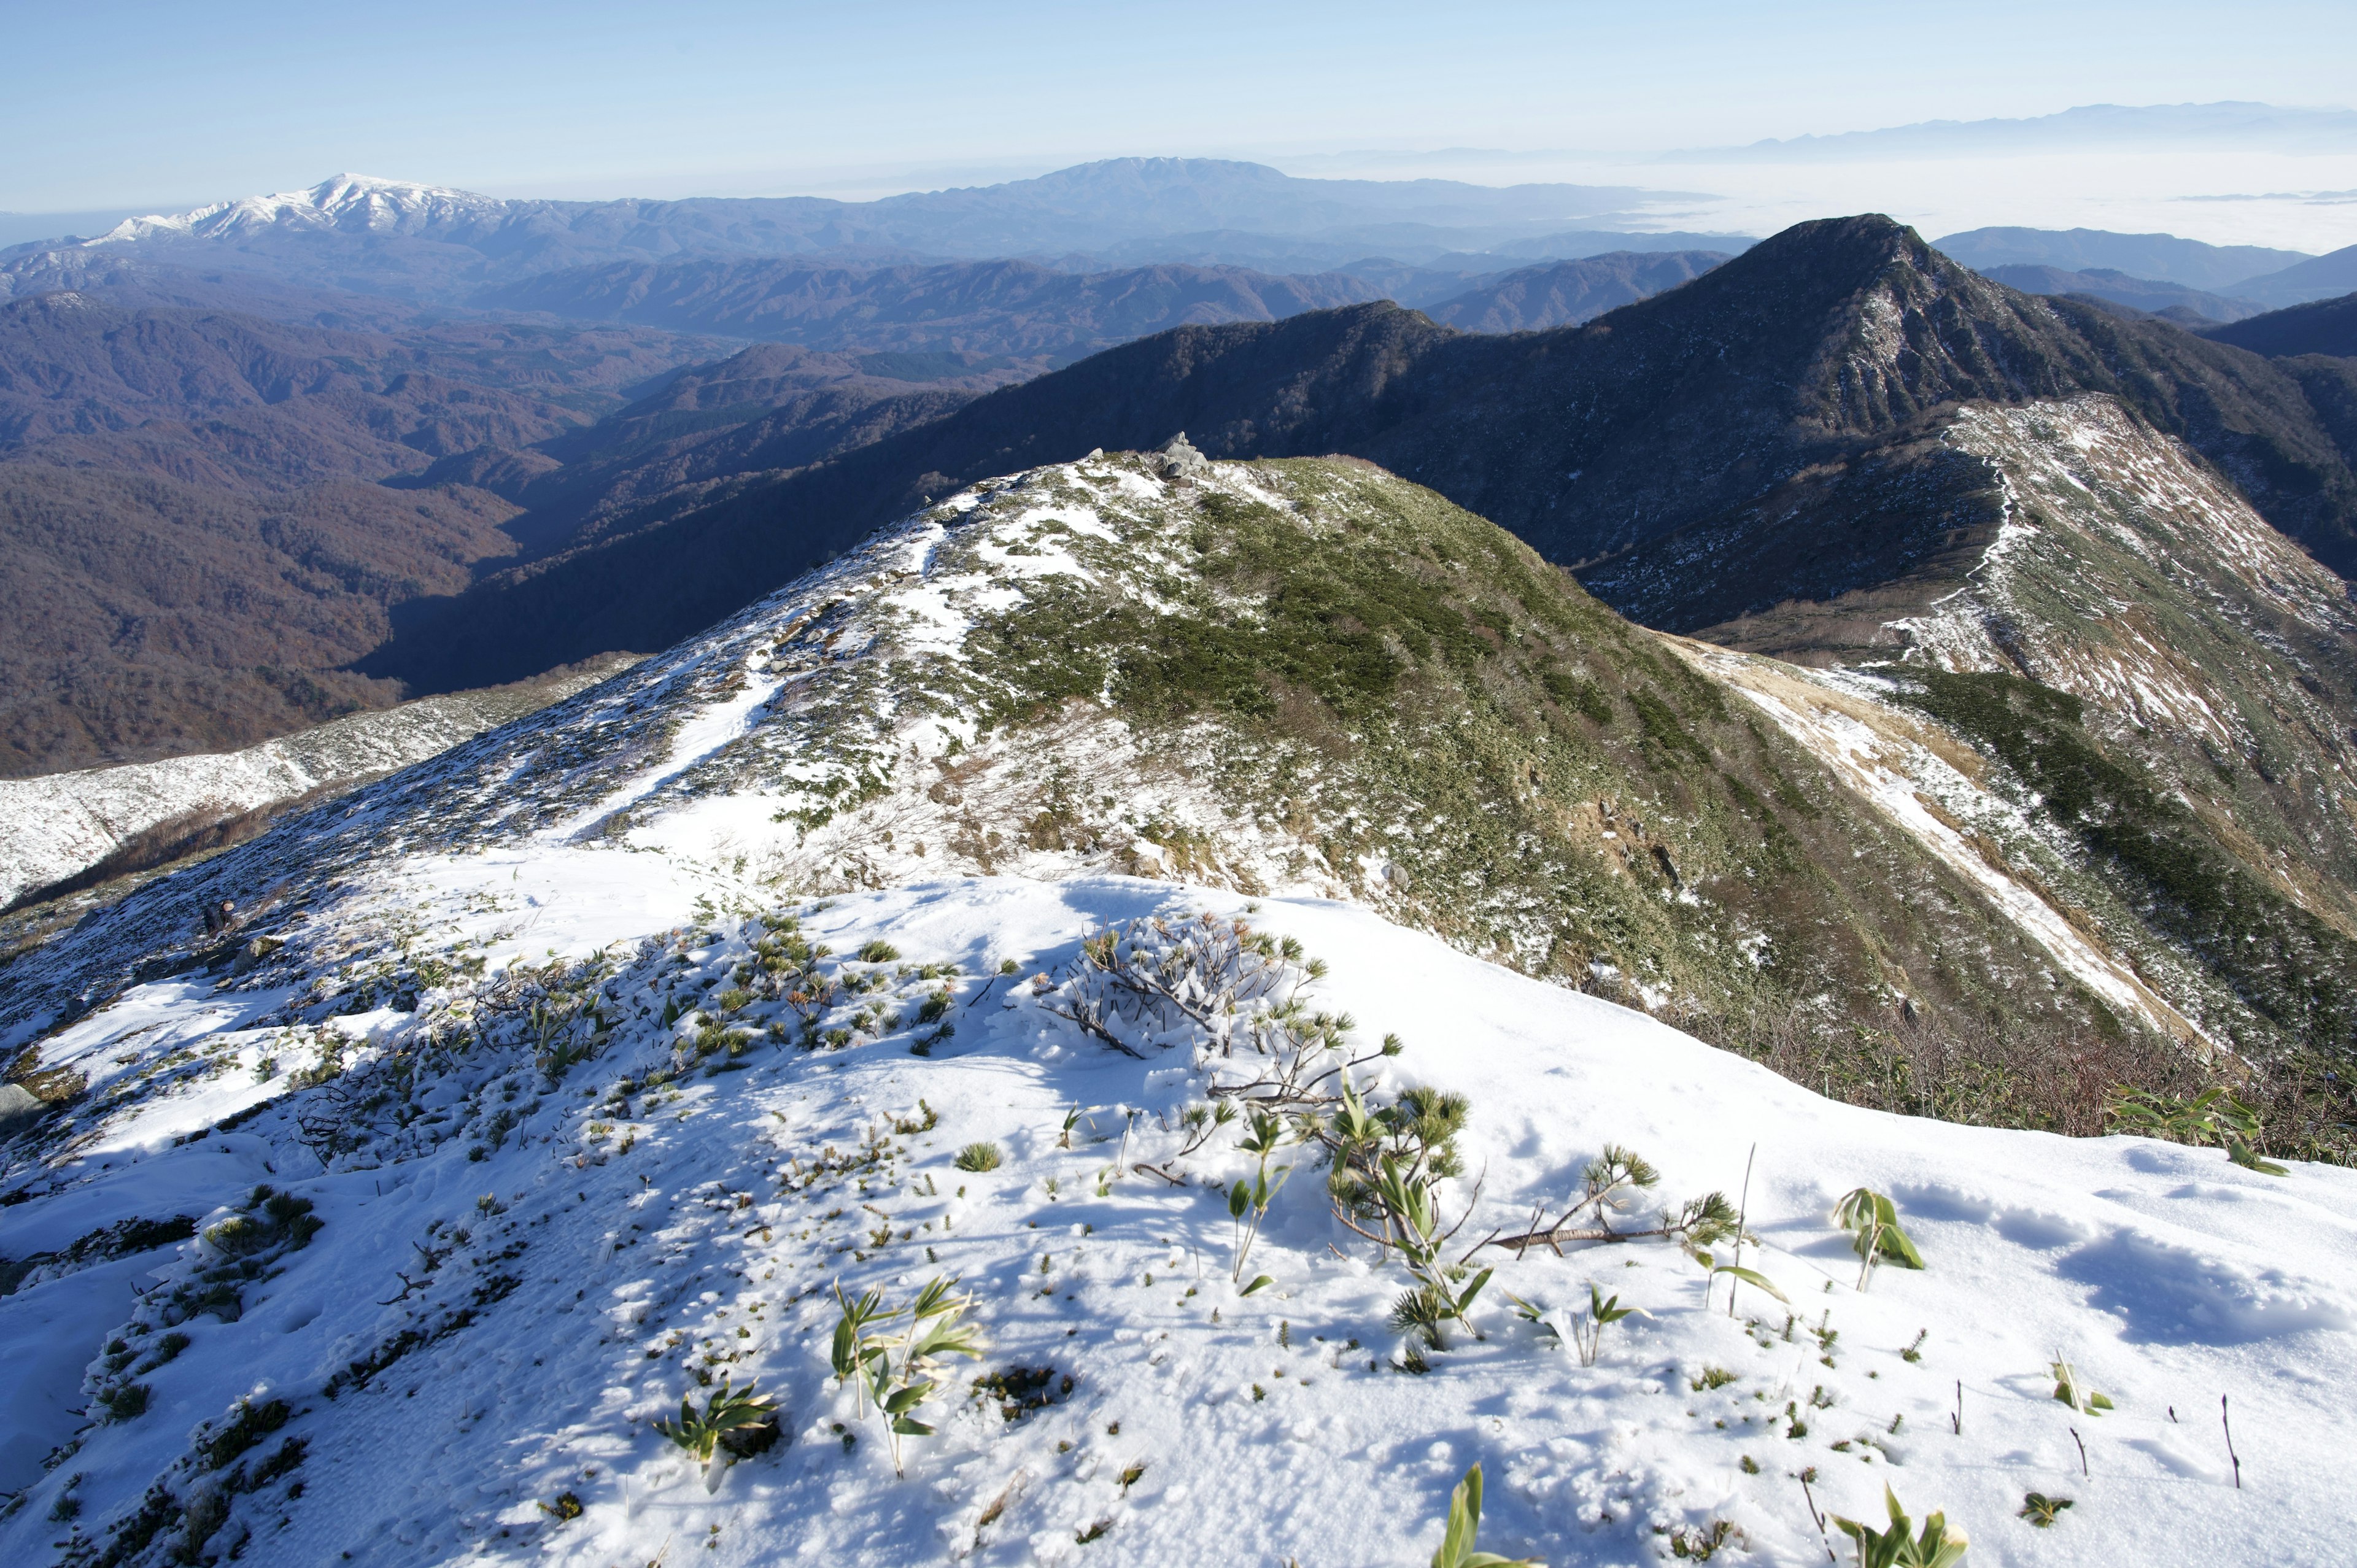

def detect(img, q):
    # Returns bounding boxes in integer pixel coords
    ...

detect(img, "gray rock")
[0,1083,42,1137]
[1155,433,1212,482]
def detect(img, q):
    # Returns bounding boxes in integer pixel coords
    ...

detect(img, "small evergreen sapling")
[1833,1189,1924,1291]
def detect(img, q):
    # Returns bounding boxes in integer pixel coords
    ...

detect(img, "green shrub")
[1542,668,1614,725]
[830,1277,982,1474]
[2108,1087,2286,1175]
[954,1142,1003,1172]
[201,1397,290,1470]
[654,1378,780,1471]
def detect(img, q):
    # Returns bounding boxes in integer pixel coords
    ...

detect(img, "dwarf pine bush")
[1326,1077,1468,1218]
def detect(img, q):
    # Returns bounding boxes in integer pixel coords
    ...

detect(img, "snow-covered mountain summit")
[1,451,2353,1566]
[89,176,515,246]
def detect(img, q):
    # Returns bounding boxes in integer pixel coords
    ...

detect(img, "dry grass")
[1658,984,2349,1165]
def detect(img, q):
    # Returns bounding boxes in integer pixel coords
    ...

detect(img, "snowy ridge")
[87,176,514,247]
[0,453,1404,1059]
[1887,395,2357,753]
[3,449,2355,1566]
[568,458,1363,907]
[0,663,633,908]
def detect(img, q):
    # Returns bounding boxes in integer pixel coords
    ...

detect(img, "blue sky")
[4,0,2353,212]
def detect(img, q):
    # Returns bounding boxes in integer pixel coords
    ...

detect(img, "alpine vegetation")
[829,1277,981,1474]
[1833,1187,1925,1291]
[2049,1359,2115,1416]
[654,1378,783,1491]
[1830,1486,1969,1568]
[1561,1284,1646,1369]
[1428,1464,1539,1568]
[2,450,2354,1566]
[2108,1087,2290,1176]
[1225,1110,1291,1289]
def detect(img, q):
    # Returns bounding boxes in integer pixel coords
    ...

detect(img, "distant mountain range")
[2206,292,2357,359]
[1973,264,2264,323]
[1933,225,2310,292]
[364,217,2357,695]
[0,206,1752,778]
[2230,243,2357,307]
[0,163,1749,299]
[476,249,1736,358]
[1420,250,1730,331]
[1674,101,2357,161]
[0,294,830,775]
[482,258,1386,366]
[1934,223,2357,307]
[4,160,2353,796]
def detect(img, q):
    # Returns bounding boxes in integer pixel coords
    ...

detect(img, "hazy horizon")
[6,0,2353,251]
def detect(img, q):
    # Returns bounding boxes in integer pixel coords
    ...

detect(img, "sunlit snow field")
[3,867,2352,1566]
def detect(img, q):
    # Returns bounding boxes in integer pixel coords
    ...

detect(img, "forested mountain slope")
[367,217,2357,696]
[0,296,986,776]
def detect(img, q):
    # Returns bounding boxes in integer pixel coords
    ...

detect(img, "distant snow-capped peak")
[88,173,513,245]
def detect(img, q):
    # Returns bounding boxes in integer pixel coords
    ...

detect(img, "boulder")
[0,1083,42,1138]
[1154,433,1212,482]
